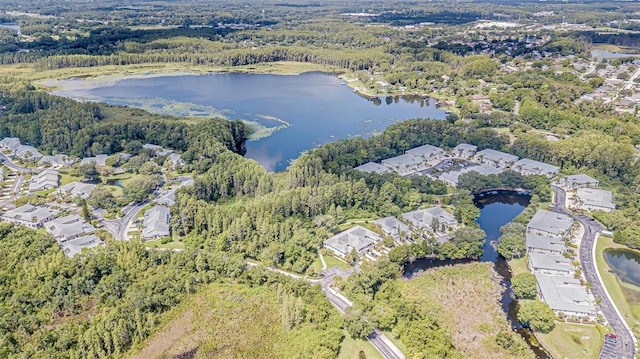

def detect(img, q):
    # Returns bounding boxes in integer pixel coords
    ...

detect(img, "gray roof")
[15,145,42,160]
[527,209,573,237]
[143,143,173,157]
[453,143,477,152]
[536,273,595,316]
[0,137,20,150]
[513,158,559,176]
[57,181,96,199]
[528,252,575,273]
[324,225,381,256]
[156,188,177,206]
[576,188,615,210]
[39,154,76,167]
[60,234,105,258]
[29,169,59,192]
[563,174,599,187]
[405,144,445,159]
[3,204,59,224]
[526,233,566,253]
[44,214,95,242]
[473,148,519,164]
[80,154,109,166]
[382,153,424,169]
[402,207,457,229]
[354,161,393,175]
[439,164,502,187]
[141,205,171,239]
[372,216,410,239]
[166,153,184,167]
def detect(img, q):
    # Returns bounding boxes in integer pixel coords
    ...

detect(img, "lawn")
[338,332,383,359]
[536,322,603,359]
[144,240,186,250]
[508,254,529,276]
[323,255,351,271]
[59,171,83,186]
[595,235,640,337]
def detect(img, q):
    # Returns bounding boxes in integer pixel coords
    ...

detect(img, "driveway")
[552,185,636,359]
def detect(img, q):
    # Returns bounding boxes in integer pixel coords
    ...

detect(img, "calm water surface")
[604,248,640,287]
[55,72,444,171]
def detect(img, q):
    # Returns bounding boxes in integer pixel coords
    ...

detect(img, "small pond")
[604,248,640,287]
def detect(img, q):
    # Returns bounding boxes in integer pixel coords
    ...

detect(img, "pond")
[604,248,640,287]
[592,49,639,61]
[49,72,445,171]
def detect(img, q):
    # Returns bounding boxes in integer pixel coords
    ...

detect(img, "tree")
[517,300,555,333]
[452,227,486,258]
[344,307,373,339]
[511,273,537,300]
[497,235,525,259]
[88,186,116,209]
[388,245,411,265]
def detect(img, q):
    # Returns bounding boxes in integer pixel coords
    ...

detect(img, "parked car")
[605,333,617,343]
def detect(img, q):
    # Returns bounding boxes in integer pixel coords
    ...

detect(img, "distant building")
[472,149,519,169]
[353,161,393,175]
[405,144,446,162]
[512,158,559,179]
[57,182,97,200]
[527,209,573,239]
[143,143,173,157]
[324,225,382,259]
[39,154,77,168]
[558,174,599,189]
[574,188,615,213]
[535,273,596,320]
[528,252,575,276]
[451,143,478,158]
[60,234,105,258]
[0,137,21,151]
[141,205,171,240]
[165,153,184,169]
[438,164,502,187]
[382,154,427,176]
[525,233,566,255]
[1,204,59,228]
[372,216,411,243]
[402,207,457,237]
[28,169,59,192]
[14,145,42,161]
[44,214,95,243]
[80,154,109,167]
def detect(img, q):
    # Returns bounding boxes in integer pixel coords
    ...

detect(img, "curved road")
[0,152,40,173]
[552,185,636,359]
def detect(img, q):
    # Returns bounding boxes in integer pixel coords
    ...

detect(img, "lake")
[604,248,640,287]
[50,72,445,171]
[592,49,639,61]
[0,23,20,34]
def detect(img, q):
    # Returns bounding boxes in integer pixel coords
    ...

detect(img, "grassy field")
[144,240,185,250]
[323,254,351,271]
[400,262,534,358]
[128,282,342,359]
[337,332,383,359]
[592,43,640,54]
[536,322,603,359]
[595,235,640,338]
[508,254,529,276]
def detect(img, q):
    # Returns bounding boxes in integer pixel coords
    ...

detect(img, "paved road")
[9,175,23,196]
[552,185,636,359]
[0,152,40,173]
[100,201,148,240]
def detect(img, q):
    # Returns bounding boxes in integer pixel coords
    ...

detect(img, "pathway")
[552,185,636,359]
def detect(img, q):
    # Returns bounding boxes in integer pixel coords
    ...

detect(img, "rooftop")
[563,174,599,186]
[324,225,381,255]
[353,161,393,175]
[402,207,456,229]
[57,181,97,199]
[44,214,95,241]
[527,209,573,236]
[536,273,595,315]
[3,204,59,223]
[60,234,105,257]
[513,158,559,175]
[372,216,410,238]
[528,252,575,273]
[141,205,171,239]
[526,233,566,253]
[452,143,477,152]
[576,188,615,210]
[382,153,424,168]
[80,154,109,167]
[473,148,519,164]
[405,144,445,158]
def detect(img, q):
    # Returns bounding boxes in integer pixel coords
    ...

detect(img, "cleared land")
[400,261,534,358]
[536,322,603,359]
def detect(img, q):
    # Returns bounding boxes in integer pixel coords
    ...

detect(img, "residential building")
[28,169,59,192]
[405,144,446,162]
[558,174,599,189]
[438,164,502,187]
[141,205,171,240]
[512,158,559,179]
[0,137,20,151]
[574,188,615,213]
[535,273,596,320]
[451,143,478,158]
[165,153,184,169]
[156,177,194,206]
[527,209,573,238]
[39,154,77,168]
[143,143,173,157]
[2,204,59,228]
[402,207,457,235]
[382,154,426,176]
[80,154,109,167]
[60,234,105,258]
[323,225,382,259]
[44,214,95,243]
[57,181,97,199]
[14,145,42,161]
[372,216,411,242]
[528,252,575,275]
[525,233,566,255]
[353,161,393,175]
[472,149,519,169]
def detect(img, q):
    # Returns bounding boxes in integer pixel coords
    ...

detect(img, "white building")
[141,205,171,240]
[526,209,573,239]
[528,252,575,276]
[372,216,411,243]
[574,188,615,213]
[451,143,478,159]
[405,144,446,162]
[402,207,457,236]
[535,273,596,320]
[558,174,599,189]
[1,204,59,228]
[382,154,427,176]
[80,154,109,167]
[44,214,95,243]
[512,158,559,179]
[473,149,519,169]
[525,233,566,255]
[60,234,105,258]
[28,169,59,192]
[353,161,393,175]
[438,164,502,187]
[324,225,382,259]
[57,182,97,200]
